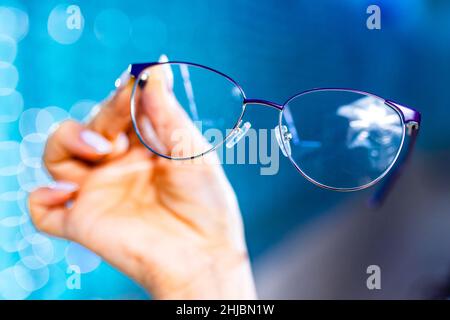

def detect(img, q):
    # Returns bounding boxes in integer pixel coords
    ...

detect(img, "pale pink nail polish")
[80,130,112,154]
[49,181,79,192]
[114,66,131,89]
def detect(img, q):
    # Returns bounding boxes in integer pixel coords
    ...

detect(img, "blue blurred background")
[0,0,449,299]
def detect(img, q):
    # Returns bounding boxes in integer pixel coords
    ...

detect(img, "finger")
[46,120,112,163]
[44,120,128,182]
[87,69,134,140]
[138,55,209,157]
[28,181,78,238]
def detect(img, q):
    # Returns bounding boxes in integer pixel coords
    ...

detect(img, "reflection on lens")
[282,90,404,189]
[131,63,244,159]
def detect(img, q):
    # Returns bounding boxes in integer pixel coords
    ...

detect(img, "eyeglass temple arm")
[369,101,421,207]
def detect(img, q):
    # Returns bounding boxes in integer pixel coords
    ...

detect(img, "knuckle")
[43,119,81,168]
[53,119,79,136]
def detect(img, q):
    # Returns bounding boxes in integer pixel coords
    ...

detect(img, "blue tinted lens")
[132,63,244,159]
[282,90,404,189]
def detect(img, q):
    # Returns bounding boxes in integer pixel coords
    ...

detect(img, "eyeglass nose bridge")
[243,98,284,111]
[243,98,294,157]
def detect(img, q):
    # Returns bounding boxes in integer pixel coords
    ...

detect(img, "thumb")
[28,181,78,238]
[135,56,210,158]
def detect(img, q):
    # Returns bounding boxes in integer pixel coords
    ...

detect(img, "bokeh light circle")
[0,249,16,270]
[19,218,38,239]
[36,106,69,135]
[50,238,69,264]
[48,4,84,45]
[0,141,21,176]
[0,214,26,227]
[94,9,131,48]
[14,259,50,292]
[131,15,167,53]
[18,254,46,270]
[65,242,102,273]
[19,108,40,138]
[70,99,97,122]
[0,267,30,299]
[17,165,52,192]
[0,34,17,62]
[28,234,55,266]
[0,6,29,41]
[0,190,26,222]
[0,89,24,123]
[0,62,18,89]
[38,264,67,299]
[0,224,27,252]
[20,133,47,169]
[0,189,26,202]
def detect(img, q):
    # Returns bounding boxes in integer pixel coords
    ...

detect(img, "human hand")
[28,56,256,299]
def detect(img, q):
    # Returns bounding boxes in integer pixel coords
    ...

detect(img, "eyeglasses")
[127,61,421,205]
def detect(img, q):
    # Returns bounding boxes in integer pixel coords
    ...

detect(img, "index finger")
[87,69,134,140]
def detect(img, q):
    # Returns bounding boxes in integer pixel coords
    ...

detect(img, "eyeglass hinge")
[406,121,419,136]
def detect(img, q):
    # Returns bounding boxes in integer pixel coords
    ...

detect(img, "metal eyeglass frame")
[128,61,421,207]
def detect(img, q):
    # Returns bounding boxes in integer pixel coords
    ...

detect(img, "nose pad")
[275,125,292,157]
[138,71,149,88]
[226,121,251,148]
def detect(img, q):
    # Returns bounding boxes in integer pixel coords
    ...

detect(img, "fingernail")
[158,54,168,63]
[80,130,112,154]
[114,132,129,153]
[49,181,79,192]
[158,54,173,91]
[114,66,131,89]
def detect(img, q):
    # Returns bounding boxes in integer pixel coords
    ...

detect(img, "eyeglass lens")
[281,90,404,189]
